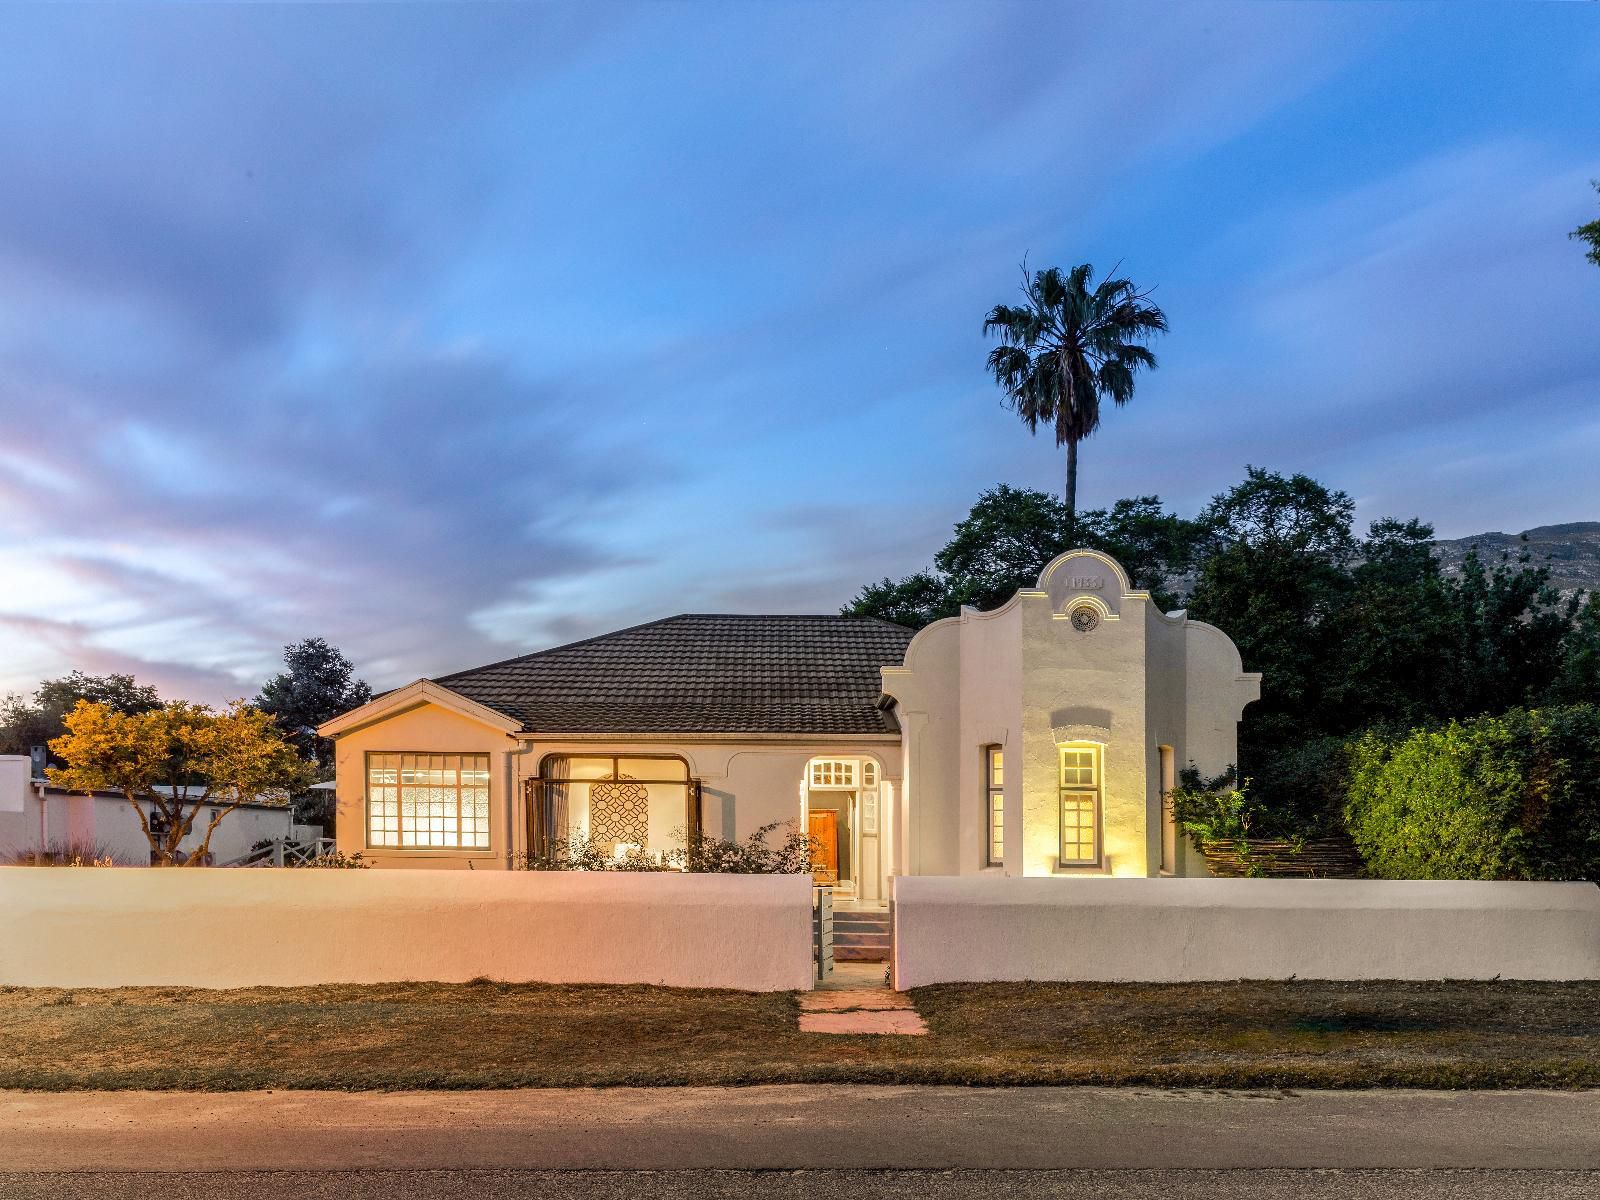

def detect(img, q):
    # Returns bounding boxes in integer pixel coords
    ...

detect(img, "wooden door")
[808,809,839,884]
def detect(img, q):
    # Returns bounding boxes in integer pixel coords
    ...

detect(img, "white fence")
[0,868,815,991]
[891,876,1600,988]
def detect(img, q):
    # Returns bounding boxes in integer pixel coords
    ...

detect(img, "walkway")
[798,962,928,1035]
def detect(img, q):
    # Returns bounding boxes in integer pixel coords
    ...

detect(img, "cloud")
[0,2,1592,703]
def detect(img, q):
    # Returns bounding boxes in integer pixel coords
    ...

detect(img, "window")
[984,745,1004,866]
[367,753,490,849]
[1058,744,1101,866]
[529,754,696,861]
[810,759,856,788]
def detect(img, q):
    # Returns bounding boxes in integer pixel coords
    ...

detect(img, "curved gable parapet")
[1036,548,1142,619]
[888,590,1036,677]
[1183,618,1264,707]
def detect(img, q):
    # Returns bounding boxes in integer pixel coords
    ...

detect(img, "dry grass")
[0,978,1595,1091]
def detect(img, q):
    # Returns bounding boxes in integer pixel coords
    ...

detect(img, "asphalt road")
[0,1169,1595,1199]
[1,1086,1595,1197]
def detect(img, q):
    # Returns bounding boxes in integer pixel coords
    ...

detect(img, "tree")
[844,485,1201,627]
[1572,180,1600,268]
[983,262,1168,534]
[0,671,162,759]
[48,700,310,866]
[255,637,372,770]
[1186,469,1359,808]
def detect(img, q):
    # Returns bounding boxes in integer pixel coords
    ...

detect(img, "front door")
[809,809,839,884]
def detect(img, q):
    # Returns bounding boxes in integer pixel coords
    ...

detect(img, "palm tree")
[983,263,1168,537]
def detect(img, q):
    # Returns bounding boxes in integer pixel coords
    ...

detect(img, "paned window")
[984,745,1004,866]
[367,753,491,849]
[1058,744,1101,866]
[809,759,856,788]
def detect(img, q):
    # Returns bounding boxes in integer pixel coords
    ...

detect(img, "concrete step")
[833,930,891,948]
[834,913,892,929]
[835,944,891,962]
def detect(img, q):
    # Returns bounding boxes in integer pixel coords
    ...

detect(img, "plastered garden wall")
[0,868,815,991]
[891,876,1600,988]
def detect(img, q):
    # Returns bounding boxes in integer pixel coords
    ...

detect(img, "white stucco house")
[0,756,297,866]
[318,550,1260,899]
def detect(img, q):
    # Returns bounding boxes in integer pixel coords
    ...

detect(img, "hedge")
[1345,704,1600,880]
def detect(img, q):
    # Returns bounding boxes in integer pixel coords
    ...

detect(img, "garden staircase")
[833,907,893,962]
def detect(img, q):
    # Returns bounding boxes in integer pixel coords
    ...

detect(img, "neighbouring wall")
[0,868,816,991]
[891,876,1600,987]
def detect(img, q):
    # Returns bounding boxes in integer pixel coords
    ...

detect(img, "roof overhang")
[511,730,901,744]
[316,679,522,739]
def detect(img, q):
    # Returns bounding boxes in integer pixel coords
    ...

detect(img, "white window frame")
[366,752,491,850]
[984,745,1004,867]
[1058,743,1102,868]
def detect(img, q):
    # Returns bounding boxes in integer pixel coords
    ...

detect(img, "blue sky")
[1,2,1597,704]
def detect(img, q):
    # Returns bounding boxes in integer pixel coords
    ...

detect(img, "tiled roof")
[434,614,916,735]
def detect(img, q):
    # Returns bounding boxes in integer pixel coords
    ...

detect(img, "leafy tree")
[843,485,1201,627]
[983,263,1168,534]
[846,570,954,630]
[932,485,1076,612]
[1187,468,1358,760]
[255,637,372,769]
[1549,593,1600,704]
[0,671,162,759]
[1437,547,1578,717]
[1331,517,1457,731]
[1572,180,1600,268]
[48,700,310,866]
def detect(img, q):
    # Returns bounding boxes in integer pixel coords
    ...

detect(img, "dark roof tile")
[434,614,915,735]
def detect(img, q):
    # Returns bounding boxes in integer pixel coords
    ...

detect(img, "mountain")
[1431,522,1600,593]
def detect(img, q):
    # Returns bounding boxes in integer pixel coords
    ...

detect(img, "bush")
[522,821,817,874]
[6,840,124,867]
[1345,705,1600,880]
[292,849,369,869]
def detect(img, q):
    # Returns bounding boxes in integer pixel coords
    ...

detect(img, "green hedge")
[1345,705,1600,880]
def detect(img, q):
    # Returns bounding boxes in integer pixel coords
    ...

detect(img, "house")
[0,756,297,865]
[319,549,1260,895]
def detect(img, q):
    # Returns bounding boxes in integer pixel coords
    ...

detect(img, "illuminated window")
[1058,744,1101,866]
[367,753,490,849]
[809,759,856,788]
[984,745,1004,866]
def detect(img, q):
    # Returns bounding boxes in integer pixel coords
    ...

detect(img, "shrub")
[1345,705,1600,880]
[678,821,817,874]
[521,821,817,874]
[293,849,370,869]
[6,840,124,867]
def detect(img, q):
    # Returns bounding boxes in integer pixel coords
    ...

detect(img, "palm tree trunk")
[1065,438,1079,543]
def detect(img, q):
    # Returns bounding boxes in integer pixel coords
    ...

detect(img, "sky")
[1,1,1598,705]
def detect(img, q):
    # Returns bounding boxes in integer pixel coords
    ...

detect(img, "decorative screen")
[589,774,649,849]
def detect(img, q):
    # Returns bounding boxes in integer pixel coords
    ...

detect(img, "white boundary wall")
[891,876,1600,987]
[0,868,814,991]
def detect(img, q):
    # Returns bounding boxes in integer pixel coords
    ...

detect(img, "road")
[1,1086,1595,1198]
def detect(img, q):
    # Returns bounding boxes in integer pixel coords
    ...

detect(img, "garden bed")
[1199,837,1364,878]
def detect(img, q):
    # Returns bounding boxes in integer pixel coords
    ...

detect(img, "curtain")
[541,755,569,860]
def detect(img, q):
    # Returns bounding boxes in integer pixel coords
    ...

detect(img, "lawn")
[0,978,1595,1091]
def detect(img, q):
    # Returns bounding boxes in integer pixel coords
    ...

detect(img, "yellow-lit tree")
[48,700,310,866]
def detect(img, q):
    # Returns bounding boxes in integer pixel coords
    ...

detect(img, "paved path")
[3,1086,1597,1171]
[799,960,928,1034]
